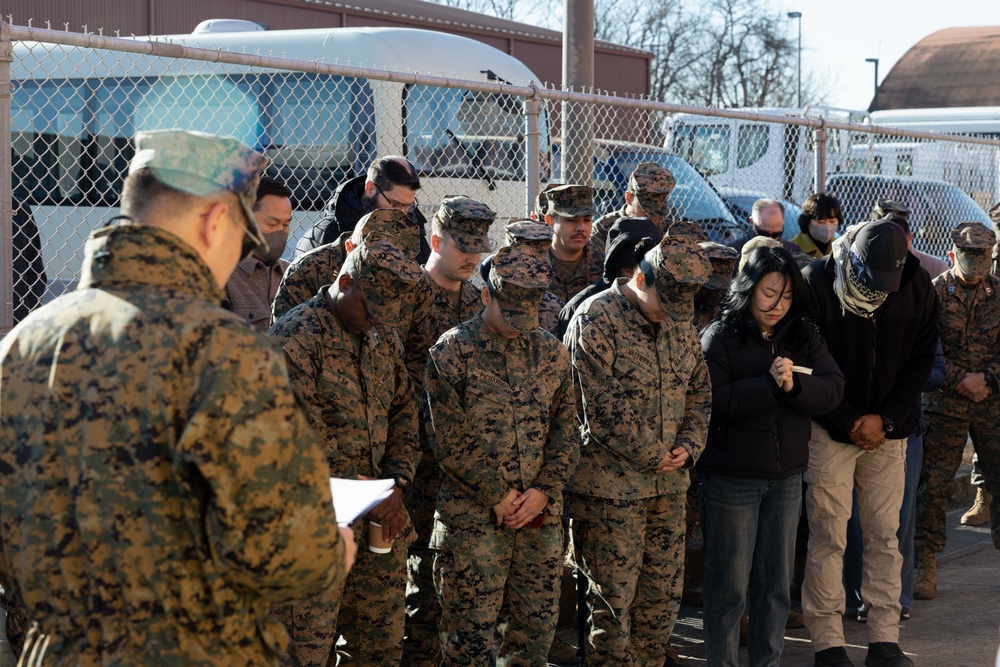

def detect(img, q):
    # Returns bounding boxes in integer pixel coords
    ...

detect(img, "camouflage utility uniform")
[424,246,580,666]
[269,228,421,667]
[544,185,605,304]
[401,197,494,666]
[271,230,351,322]
[564,237,712,665]
[917,222,1000,553]
[0,224,348,666]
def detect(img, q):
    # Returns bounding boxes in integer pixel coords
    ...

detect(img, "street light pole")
[787,11,802,108]
[866,57,880,111]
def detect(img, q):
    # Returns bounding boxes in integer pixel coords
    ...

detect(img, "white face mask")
[810,221,837,244]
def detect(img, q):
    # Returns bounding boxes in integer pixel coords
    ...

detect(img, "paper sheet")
[330,477,396,526]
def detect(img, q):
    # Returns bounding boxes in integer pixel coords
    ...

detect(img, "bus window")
[404,85,544,182]
[136,74,261,146]
[12,79,88,204]
[671,123,730,176]
[736,124,769,168]
[266,73,374,209]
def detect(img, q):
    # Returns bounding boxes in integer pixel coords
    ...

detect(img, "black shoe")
[856,604,868,623]
[865,642,914,667]
[900,606,911,621]
[815,646,855,667]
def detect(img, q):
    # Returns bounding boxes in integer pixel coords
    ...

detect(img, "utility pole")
[561,0,594,186]
[787,11,802,108]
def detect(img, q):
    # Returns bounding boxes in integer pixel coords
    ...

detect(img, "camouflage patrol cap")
[503,220,554,254]
[488,244,554,333]
[989,202,1000,243]
[131,129,269,254]
[355,233,422,324]
[951,222,995,253]
[434,196,495,253]
[546,184,597,218]
[698,241,739,286]
[536,183,562,216]
[951,221,994,277]
[643,236,711,315]
[872,199,911,222]
[354,209,421,260]
[628,162,676,217]
[665,219,710,242]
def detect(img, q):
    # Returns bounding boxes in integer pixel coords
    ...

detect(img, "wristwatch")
[879,415,896,435]
[393,474,411,492]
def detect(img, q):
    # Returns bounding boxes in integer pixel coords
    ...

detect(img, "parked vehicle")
[12,21,548,294]
[825,174,994,258]
[716,188,803,243]
[551,141,742,244]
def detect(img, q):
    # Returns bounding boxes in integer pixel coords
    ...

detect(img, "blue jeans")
[844,432,922,611]
[898,432,922,609]
[700,473,802,667]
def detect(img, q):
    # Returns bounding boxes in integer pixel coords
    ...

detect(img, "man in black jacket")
[294,155,430,262]
[800,219,938,667]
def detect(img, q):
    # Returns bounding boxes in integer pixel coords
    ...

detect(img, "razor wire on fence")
[2,19,1000,332]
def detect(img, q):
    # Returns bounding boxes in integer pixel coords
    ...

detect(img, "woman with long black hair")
[698,246,845,667]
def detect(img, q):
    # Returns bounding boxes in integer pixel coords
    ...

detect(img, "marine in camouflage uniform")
[0,130,349,666]
[401,197,494,666]
[589,162,708,257]
[564,236,712,666]
[424,244,581,666]
[916,222,1000,566]
[693,241,739,333]
[271,230,352,322]
[269,217,422,667]
[543,185,606,304]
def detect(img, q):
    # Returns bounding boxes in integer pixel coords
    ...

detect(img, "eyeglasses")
[753,225,784,240]
[375,183,418,214]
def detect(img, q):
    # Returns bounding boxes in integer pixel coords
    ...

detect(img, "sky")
[764,0,1000,110]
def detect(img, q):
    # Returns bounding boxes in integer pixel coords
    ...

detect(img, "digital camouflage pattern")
[563,279,711,501]
[547,245,605,304]
[545,184,597,218]
[269,284,420,667]
[498,221,566,335]
[0,224,346,666]
[402,247,487,664]
[356,208,423,257]
[271,231,351,322]
[568,493,687,665]
[131,129,269,251]
[872,198,911,222]
[629,162,676,220]
[424,310,580,664]
[488,244,554,333]
[916,264,1000,553]
[356,233,423,325]
[563,244,711,663]
[432,196,495,253]
[647,235,712,325]
[694,241,739,332]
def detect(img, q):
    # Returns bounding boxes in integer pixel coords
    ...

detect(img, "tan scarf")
[832,223,889,319]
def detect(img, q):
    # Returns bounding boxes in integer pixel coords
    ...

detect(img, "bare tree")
[427,0,824,107]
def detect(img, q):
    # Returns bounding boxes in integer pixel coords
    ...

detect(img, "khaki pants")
[802,422,905,651]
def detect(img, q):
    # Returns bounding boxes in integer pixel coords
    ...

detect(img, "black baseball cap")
[851,220,908,292]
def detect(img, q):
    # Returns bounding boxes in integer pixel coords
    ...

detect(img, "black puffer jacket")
[698,319,845,479]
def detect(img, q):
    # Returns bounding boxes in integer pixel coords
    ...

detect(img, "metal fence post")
[524,93,541,218]
[561,0,595,186]
[813,125,828,194]
[0,21,13,335]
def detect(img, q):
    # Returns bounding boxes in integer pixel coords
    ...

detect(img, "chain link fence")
[2,19,999,332]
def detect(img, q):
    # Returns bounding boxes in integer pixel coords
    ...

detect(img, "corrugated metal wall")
[4,0,650,96]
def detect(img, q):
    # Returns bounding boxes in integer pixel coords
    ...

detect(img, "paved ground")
[554,503,1000,666]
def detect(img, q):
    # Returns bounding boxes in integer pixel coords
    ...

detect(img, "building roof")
[876,26,1000,110]
[299,0,652,57]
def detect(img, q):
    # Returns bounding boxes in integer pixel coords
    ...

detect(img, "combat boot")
[960,487,991,526]
[912,548,936,600]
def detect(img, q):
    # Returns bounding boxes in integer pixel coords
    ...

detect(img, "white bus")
[11,21,548,294]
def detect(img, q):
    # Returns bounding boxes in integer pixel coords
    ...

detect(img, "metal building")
[3,0,652,96]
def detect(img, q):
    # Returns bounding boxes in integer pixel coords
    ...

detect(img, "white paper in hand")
[330,477,396,526]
